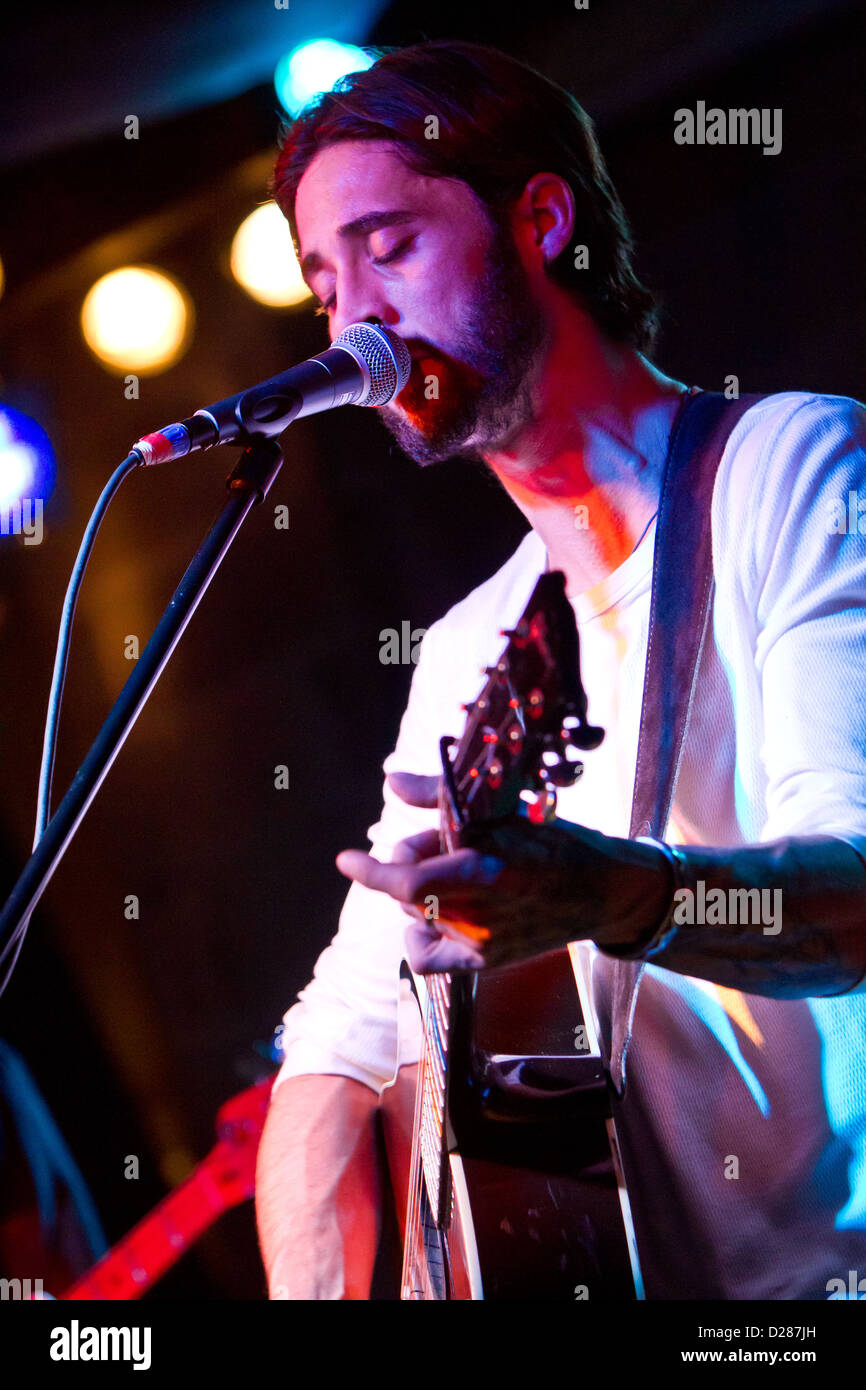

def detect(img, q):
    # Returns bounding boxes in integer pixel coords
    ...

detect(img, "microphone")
[131,322,411,466]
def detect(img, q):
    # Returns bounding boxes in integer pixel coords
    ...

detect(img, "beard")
[376,216,550,465]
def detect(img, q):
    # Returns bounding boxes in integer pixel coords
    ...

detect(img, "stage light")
[0,405,56,517]
[0,253,5,301]
[230,203,311,308]
[80,266,192,374]
[0,417,32,507]
[274,39,374,117]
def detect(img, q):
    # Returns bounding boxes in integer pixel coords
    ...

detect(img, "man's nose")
[330,311,383,342]
[329,275,391,341]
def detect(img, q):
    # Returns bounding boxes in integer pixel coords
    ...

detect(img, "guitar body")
[401,949,642,1300]
[397,573,643,1301]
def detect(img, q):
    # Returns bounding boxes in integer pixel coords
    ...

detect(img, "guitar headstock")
[441,571,602,843]
[205,1075,276,1204]
[215,1074,275,1140]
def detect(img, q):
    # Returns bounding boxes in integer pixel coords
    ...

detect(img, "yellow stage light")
[81,266,192,374]
[230,203,311,308]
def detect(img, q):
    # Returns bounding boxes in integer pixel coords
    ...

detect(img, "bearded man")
[254,40,866,1301]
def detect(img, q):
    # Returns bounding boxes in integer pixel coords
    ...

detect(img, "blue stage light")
[274,39,374,117]
[0,405,56,525]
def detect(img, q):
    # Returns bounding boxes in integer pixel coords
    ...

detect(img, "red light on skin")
[393,351,485,439]
[441,917,491,944]
[414,355,442,382]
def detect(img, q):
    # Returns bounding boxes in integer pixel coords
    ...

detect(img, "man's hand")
[335,772,672,972]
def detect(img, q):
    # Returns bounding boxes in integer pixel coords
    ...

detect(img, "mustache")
[399,337,460,363]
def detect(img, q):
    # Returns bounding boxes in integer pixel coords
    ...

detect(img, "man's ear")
[514,172,575,267]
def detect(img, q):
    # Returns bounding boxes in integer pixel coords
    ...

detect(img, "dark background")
[0,0,862,1297]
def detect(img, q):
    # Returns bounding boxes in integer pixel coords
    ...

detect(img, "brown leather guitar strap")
[608,387,766,1096]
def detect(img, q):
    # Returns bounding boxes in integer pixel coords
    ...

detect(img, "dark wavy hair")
[270,40,660,352]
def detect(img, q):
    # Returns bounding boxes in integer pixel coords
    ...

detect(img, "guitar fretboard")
[401,574,603,1297]
[419,973,452,1228]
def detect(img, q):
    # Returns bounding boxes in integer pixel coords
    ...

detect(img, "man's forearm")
[255,1072,383,1300]
[610,834,866,997]
[333,796,866,991]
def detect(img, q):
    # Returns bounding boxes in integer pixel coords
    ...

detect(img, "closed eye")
[312,236,415,316]
[371,236,414,266]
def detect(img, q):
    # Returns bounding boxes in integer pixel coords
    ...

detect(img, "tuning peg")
[464,695,492,717]
[461,695,490,714]
[526,687,544,720]
[561,714,604,750]
[538,747,584,788]
[547,760,584,788]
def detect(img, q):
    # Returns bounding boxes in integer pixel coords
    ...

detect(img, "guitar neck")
[61,1153,235,1301]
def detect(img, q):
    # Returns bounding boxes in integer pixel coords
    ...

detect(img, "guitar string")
[408,624,557,1290]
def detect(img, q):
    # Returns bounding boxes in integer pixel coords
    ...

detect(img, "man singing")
[254,40,866,1300]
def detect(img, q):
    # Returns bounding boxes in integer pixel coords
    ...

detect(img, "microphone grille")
[334,323,411,406]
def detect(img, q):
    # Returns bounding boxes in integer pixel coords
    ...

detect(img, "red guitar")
[59,1075,274,1300]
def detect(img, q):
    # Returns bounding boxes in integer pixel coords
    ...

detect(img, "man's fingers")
[335,849,439,904]
[386,771,440,808]
[391,829,442,865]
[335,844,502,907]
[334,850,415,900]
[405,919,485,973]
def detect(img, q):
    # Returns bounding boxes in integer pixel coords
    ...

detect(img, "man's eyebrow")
[300,209,416,277]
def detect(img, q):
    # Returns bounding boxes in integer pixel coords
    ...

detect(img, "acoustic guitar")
[397,571,645,1300]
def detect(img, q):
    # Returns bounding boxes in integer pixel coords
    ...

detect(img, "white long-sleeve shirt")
[273,390,866,1298]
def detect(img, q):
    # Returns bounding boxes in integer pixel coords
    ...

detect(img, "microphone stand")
[0,435,283,960]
